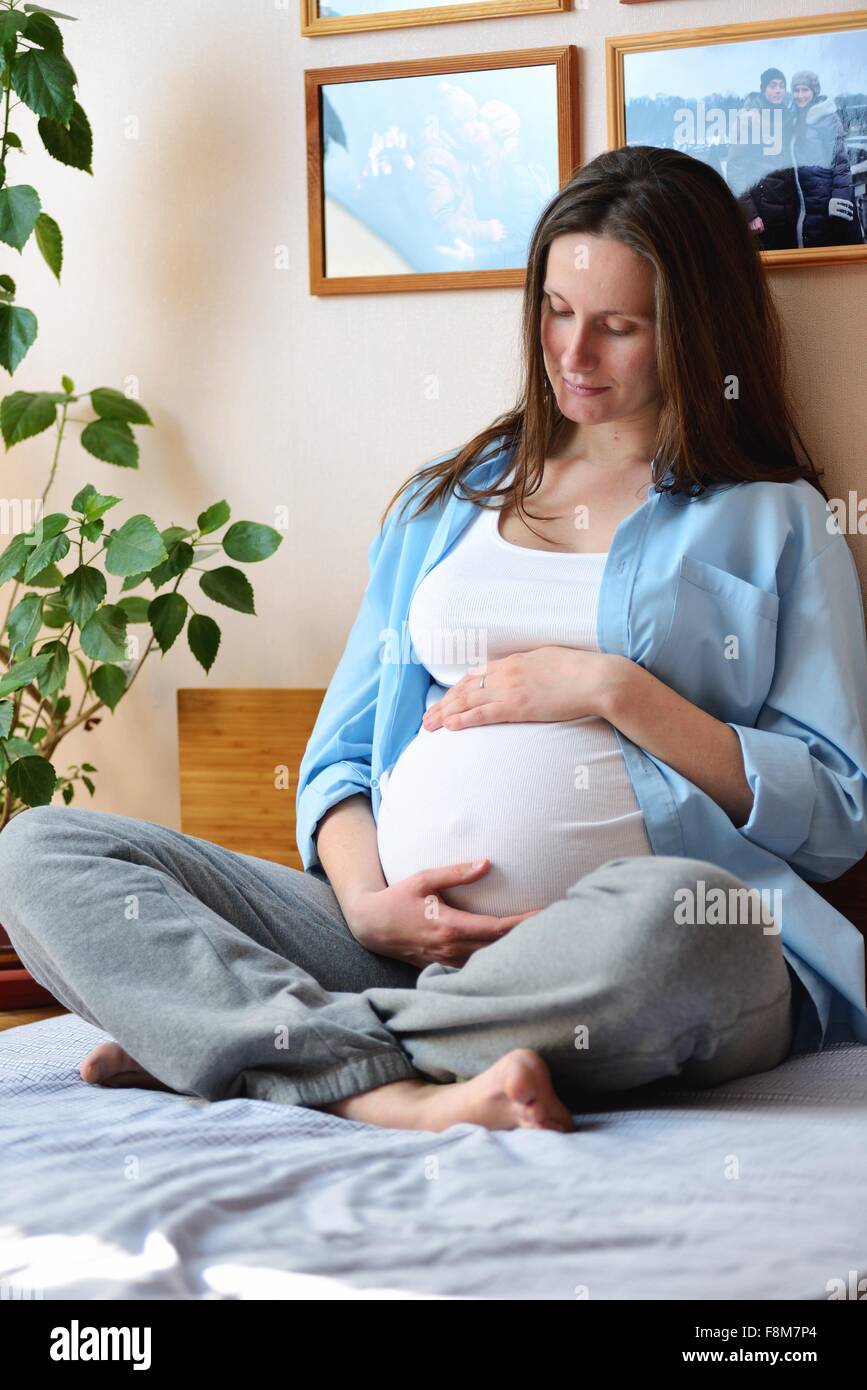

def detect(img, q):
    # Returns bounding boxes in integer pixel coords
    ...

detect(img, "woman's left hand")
[421,647,628,730]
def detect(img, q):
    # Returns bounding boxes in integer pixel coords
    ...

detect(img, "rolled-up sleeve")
[295,518,394,872]
[727,538,867,880]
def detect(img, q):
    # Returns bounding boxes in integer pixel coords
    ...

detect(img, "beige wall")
[4,0,864,827]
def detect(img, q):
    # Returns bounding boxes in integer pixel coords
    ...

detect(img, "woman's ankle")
[317,1078,430,1124]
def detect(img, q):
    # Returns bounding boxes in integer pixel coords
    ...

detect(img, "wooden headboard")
[176,687,866,942]
[177,688,325,870]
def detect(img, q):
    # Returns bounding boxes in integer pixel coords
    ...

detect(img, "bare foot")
[319,1048,575,1133]
[79,1041,173,1092]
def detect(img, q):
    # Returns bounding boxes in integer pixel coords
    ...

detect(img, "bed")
[1,688,865,1301]
[2,1012,866,1299]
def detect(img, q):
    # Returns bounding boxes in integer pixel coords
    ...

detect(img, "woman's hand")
[346,859,542,969]
[421,648,628,731]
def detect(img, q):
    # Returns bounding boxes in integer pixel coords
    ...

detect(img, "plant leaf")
[90,387,151,425]
[119,570,149,592]
[21,4,77,16]
[1,736,46,769]
[79,604,127,663]
[1,389,58,445]
[91,662,125,711]
[37,99,91,173]
[0,652,51,696]
[197,500,230,535]
[115,595,150,623]
[23,11,64,50]
[24,511,68,542]
[60,564,105,626]
[104,514,167,577]
[22,5,79,18]
[40,591,70,628]
[6,753,57,806]
[35,637,68,696]
[0,700,13,737]
[80,417,138,468]
[11,47,75,123]
[0,532,29,584]
[0,303,37,373]
[0,13,26,48]
[222,520,283,563]
[199,566,255,614]
[187,613,220,673]
[23,529,69,581]
[7,591,44,656]
[70,483,120,520]
[26,560,64,588]
[34,210,61,279]
[148,541,193,589]
[148,592,188,653]
[0,185,40,250]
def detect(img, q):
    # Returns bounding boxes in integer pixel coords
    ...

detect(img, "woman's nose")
[561,325,598,371]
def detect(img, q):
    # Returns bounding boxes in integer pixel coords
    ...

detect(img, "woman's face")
[792,84,814,108]
[539,232,660,428]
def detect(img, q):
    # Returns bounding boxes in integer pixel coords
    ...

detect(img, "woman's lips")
[562,379,610,396]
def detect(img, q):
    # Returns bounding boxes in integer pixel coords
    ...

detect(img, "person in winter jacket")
[789,68,864,248]
[725,67,798,249]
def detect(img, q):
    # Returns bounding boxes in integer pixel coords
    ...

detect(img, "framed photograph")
[606,10,867,266]
[305,46,579,295]
[301,0,572,39]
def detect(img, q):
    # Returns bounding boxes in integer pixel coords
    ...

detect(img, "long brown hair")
[379,144,827,533]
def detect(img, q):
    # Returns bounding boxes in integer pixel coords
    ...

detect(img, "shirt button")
[370,777,379,789]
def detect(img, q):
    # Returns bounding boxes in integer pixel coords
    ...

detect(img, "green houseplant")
[0,3,283,1005]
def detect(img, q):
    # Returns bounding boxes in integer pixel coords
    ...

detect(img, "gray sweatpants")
[0,805,799,1111]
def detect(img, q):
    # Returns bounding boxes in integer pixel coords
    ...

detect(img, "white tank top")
[375,498,653,917]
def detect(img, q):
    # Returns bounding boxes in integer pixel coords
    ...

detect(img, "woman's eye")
[550,307,631,335]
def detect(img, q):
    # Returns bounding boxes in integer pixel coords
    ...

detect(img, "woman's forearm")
[313,793,387,935]
[599,657,754,828]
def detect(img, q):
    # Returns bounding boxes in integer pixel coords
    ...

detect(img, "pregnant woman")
[2,146,866,1135]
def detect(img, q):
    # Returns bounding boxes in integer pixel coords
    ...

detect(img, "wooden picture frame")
[300,0,572,39]
[305,46,579,295]
[606,9,867,267]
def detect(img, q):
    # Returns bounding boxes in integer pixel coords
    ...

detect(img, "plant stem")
[1,404,70,637]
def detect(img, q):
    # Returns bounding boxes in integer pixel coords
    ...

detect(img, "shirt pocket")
[650,555,780,724]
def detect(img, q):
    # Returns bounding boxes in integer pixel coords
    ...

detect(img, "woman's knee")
[559,854,785,979]
[0,804,114,926]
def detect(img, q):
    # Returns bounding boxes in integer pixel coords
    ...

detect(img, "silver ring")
[479,674,486,689]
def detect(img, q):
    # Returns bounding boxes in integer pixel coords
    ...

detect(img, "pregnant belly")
[375,716,653,918]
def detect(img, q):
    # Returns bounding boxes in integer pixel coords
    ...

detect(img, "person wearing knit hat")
[725,67,797,248]
[789,68,864,247]
[791,69,820,101]
[760,67,787,97]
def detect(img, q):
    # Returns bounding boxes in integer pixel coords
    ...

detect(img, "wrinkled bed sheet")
[2,1013,866,1300]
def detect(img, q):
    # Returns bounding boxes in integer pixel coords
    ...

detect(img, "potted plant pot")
[0,922,59,1009]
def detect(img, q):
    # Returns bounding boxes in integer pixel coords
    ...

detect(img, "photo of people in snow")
[623,26,867,253]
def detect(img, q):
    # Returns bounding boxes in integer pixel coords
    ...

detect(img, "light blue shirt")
[297,436,867,1053]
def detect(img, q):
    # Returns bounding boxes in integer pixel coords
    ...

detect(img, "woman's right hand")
[345,858,541,969]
